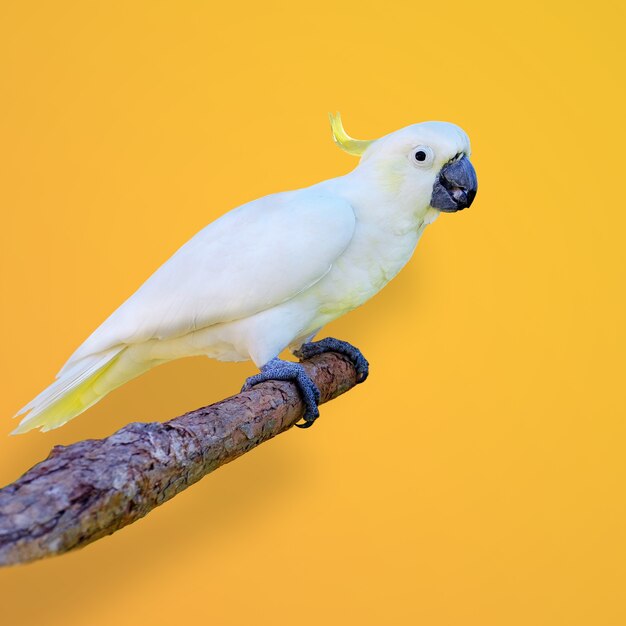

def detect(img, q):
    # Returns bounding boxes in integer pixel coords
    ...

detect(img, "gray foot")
[294,337,369,383]
[241,357,321,428]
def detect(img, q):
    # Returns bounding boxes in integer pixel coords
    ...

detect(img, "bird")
[13,113,477,434]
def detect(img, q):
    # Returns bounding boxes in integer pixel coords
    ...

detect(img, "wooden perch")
[0,351,360,567]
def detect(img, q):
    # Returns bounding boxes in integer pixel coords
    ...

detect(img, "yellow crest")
[328,112,374,157]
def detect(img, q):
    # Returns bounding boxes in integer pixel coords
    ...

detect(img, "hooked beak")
[430,154,477,212]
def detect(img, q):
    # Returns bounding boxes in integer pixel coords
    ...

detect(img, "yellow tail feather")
[12,350,123,434]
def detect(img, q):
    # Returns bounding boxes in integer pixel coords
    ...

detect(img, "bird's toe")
[296,337,369,383]
[241,358,321,428]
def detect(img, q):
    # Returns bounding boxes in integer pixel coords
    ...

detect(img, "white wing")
[61,188,356,374]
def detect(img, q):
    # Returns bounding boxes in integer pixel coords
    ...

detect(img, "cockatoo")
[13,114,477,434]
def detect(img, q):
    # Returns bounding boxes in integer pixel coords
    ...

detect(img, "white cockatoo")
[13,114,477,434]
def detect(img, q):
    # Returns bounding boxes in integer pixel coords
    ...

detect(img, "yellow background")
[0,1,624,624]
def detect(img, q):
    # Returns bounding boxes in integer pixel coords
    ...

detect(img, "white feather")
[60,189,356,374]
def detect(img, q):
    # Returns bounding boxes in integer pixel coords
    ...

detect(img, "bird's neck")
[334,166,440,236]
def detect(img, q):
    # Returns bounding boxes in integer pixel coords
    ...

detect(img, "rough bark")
[0,352,359,567]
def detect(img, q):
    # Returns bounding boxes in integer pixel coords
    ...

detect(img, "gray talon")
[295,337,369,383]
[242,357,321,427]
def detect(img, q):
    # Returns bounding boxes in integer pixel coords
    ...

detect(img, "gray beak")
[430,154,477,212]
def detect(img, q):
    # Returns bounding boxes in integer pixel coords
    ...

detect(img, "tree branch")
[0,352,360,567]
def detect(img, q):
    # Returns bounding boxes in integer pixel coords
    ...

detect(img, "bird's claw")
[241,357,321,428]
[295,337,369,383]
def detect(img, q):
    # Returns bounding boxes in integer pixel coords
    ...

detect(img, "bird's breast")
[311,220,424,320]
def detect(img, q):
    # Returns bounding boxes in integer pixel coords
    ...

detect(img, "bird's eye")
[409,145,434,168]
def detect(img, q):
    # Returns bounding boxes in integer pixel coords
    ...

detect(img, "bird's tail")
[12,346,133,434]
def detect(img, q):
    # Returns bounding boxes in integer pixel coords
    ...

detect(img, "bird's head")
[330,113,477,214]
